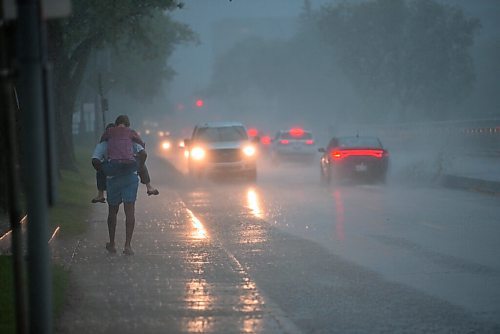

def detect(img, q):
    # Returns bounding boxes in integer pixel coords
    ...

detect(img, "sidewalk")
[54,189,297,334]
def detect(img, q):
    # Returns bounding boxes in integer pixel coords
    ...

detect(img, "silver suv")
[184,122,258,181]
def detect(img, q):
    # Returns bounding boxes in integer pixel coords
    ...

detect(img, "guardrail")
[327,118,500,157]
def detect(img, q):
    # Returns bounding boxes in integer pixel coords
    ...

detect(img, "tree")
[317,0,481,121]
[47,0,194,169]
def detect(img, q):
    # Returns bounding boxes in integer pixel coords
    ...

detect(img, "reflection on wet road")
[246,188,264,219]
[186,208,208,240]
[57,155,500,333]
[175,159,500,330]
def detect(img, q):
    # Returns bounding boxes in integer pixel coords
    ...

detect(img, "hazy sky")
[167,0,499,114]
[168,0,332,99]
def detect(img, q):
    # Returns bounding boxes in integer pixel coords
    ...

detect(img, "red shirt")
[101,127,145,162]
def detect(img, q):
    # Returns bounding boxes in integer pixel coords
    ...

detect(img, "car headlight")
[190,147,205,160]
[161,141,171,150]
[243,145,256,157]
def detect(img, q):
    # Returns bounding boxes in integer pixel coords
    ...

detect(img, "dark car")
[319,136,389,184]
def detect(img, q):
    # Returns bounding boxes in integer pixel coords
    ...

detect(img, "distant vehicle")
[184,122,258,181]
[319,136,389,184]
[270,128,316,163]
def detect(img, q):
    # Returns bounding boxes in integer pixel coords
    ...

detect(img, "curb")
[440,174,500,195]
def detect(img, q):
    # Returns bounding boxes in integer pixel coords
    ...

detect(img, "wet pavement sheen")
[56,190,298,334]
[56,155,500,333]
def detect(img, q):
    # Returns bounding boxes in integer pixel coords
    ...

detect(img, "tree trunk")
[51,33,98,170]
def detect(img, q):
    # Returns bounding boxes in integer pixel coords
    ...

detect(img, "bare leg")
[92,170,107,203]
[95,190,104,200]
[106,205,119,252]
[136,153,158,196]
[123,202,135,254]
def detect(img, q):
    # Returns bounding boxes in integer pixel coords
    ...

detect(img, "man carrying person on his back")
[91,116,158,203]
[91,115,155,255]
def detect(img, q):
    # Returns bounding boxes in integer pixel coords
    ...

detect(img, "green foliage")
[207,0,481,123]
[317,0,481,119]
[49,145,95,237]
[0,256,69,334]
[48,1,194,169]
[109,12,196,100]
[0,257,15,333]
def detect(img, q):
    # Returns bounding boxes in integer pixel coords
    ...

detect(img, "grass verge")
[49,145,95,237]
[0,145,93,333]
[0,256,69,334]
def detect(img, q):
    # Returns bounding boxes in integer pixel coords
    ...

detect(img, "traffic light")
[195,99,204,108]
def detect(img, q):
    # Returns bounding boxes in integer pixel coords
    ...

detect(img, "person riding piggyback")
[101,115,145,176]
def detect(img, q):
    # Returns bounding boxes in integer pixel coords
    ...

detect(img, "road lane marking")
[177,195,303,334]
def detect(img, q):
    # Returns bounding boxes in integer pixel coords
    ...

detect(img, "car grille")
[208,149,241,163]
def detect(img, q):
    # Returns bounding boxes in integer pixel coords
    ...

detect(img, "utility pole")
[0,2,28,333]
[16,0,52,332]
[16,0,69,332]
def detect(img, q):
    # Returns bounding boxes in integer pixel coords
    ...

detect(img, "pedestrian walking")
[91,115,147,255]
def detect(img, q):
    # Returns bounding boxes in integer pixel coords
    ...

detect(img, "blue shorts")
[106,172,139,206]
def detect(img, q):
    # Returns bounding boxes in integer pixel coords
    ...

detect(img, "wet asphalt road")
[163,152,500,332]
[57,152,500,333]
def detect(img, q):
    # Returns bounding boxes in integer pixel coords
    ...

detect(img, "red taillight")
[280,139,289,145]
[331,149,386,160]
[290,128,304,137]
[305,139,314,145]
[247,128,259,137]
[331,151,343,160]
[261,136,271,145]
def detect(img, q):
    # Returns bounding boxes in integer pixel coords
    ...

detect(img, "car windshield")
[337,137,382,148]
[195,126,248,142]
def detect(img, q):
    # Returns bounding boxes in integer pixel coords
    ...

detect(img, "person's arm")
[91,142,107,170]
[133,143,146,166]
[131,129,146,148]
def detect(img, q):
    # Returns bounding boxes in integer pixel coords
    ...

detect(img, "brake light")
[261,136,271,145]
[331,149,386,160]
[247,128,259,137]
[305,139,314,145]
[290,128,304,137]
[280,139,289,145]
[331,151,343,160]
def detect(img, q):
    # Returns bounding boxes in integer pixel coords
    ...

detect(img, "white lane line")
[177,194,302,334]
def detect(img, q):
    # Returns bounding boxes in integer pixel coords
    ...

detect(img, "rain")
[1,1,499,333]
